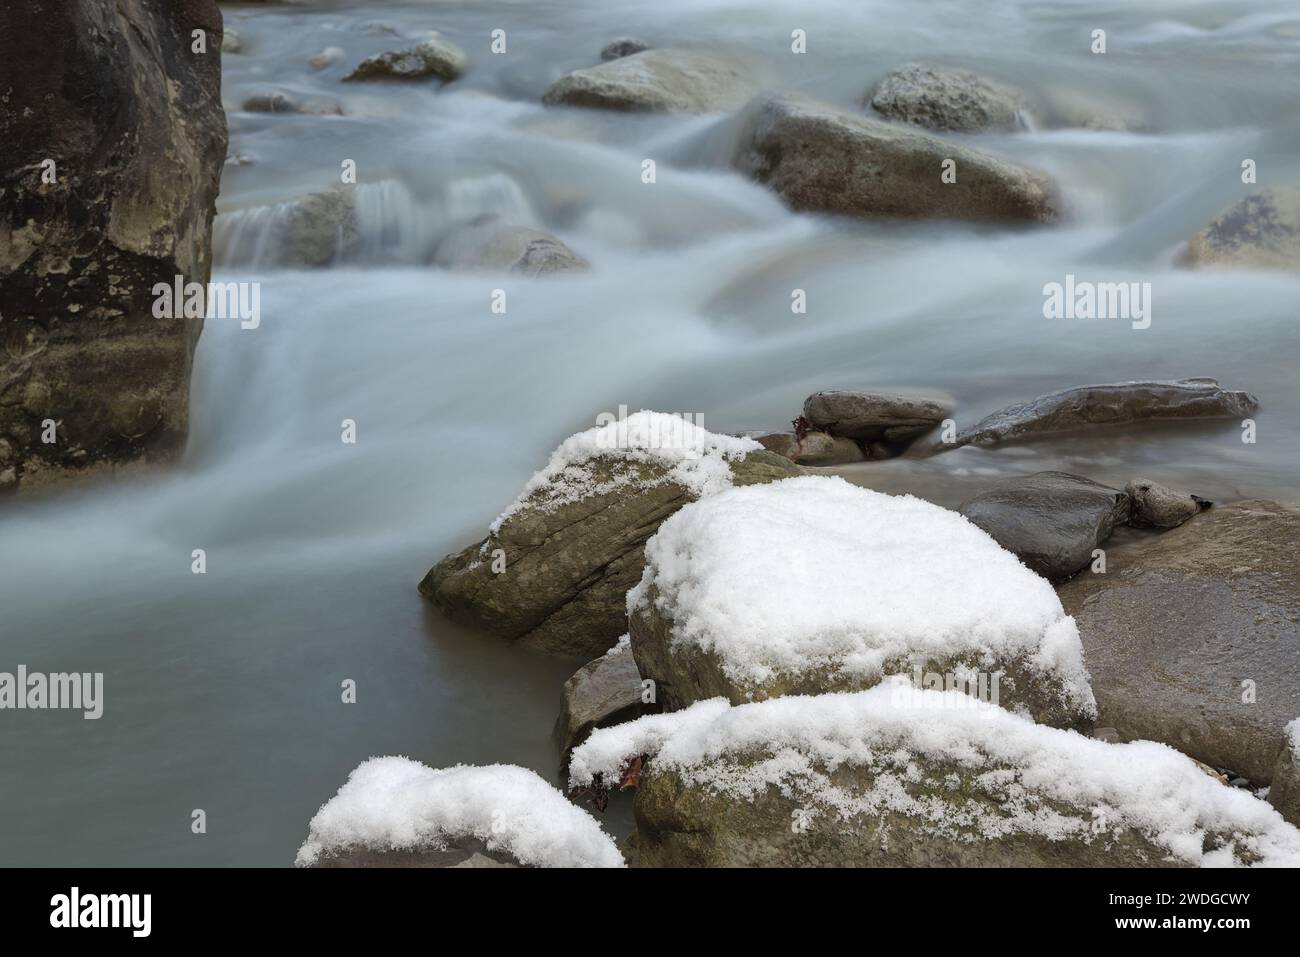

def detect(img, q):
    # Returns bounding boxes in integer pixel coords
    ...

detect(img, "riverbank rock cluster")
[415,411,1300,864]
[0,0,227,495]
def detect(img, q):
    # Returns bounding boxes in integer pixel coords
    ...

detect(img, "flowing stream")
[2,0,1299,865]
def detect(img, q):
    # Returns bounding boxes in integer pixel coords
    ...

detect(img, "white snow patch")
[628,474,1094,713]
[569,682,1300,867]
[489,411,761,534]
[296,758,623,868]
[1287,718,1300,759]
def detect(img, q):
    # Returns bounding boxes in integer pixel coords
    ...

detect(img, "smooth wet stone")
[222,28,242,54]
[556,645,645,765]
[942,378,1259,450]
[1056,501,1300,783]
[868,62,1028,133]
[1125,478,1211,529]
[958,471,1130,582]
[735,94,1057,224]
[544,48,761,113]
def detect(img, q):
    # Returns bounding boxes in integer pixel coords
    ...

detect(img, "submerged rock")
[433,216,588,275]
[222,28,242,54]
[735,94,1057,224]
[342,33,466,82]
[556,638,646,766]
[958,472,1130,583]
[628,475,1097,729]
[941,378,1259,450]
[600,38,651,61]
[1056,501,1300,783]
[421,413,801,658]
[215,188,359,269]
[570,687,1300,867]
[0,0,226,495]
[241,90,344,115]
[1125,478,1211,529]
[543,48,761,113]
[1184,188,1300,273]
[868,62,1028,133]
[803,390,950,446]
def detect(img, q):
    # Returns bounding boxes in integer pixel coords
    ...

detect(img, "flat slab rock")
[734,94,1057,224]
[943,378,1259,450]
[803,390,950,443]
[958,471,1130,583]
[543,48,761,113]
[1056,501,1300,784]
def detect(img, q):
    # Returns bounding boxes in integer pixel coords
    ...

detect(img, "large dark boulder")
[0,0,228,494]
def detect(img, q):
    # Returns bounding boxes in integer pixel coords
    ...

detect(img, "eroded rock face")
[735,95,1057,224]
[1056,501,1300,783]
[868,62,1028,133]
[421,451,802,658]
[1185,188,1300,273]
[943,378,1259,450]
[543,49,761,113]
[342,33,466,82]
[433,217,588,275]
[0,0,228,495]
[958,472,1130,583]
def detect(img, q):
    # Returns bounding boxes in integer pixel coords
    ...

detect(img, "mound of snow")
[296,758,623,868]
[489,411,761,533]
[569,682,1300,867]
[628,474,1093,712]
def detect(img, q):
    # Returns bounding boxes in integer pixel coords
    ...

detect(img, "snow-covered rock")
[421,411,802,657]
[628,475,1096,729]
[569,684,1300,867]
[296,758,623,868]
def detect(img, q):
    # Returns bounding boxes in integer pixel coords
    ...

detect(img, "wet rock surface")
[1056,501,1300,783]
